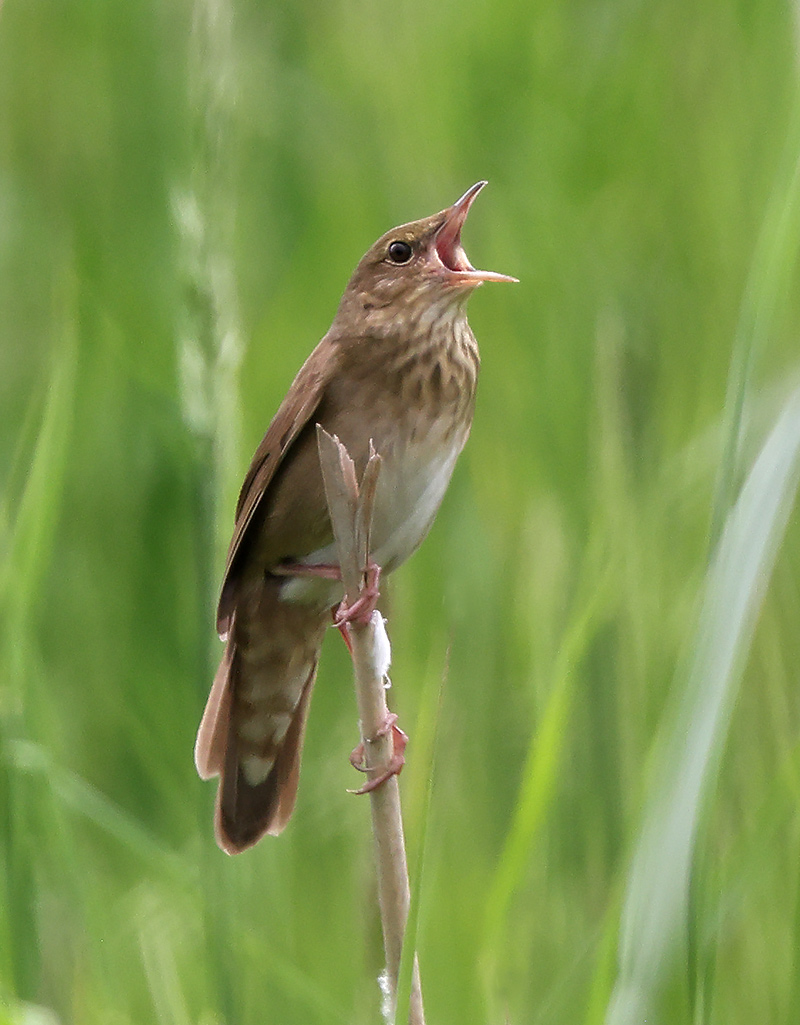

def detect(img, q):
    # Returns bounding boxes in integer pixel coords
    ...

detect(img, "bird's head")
[334,181,517,337]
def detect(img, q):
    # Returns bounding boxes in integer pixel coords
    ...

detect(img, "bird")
[194,181,516,854]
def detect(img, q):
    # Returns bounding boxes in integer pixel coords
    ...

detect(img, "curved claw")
[348,714,408,794]
[349,740,370,772]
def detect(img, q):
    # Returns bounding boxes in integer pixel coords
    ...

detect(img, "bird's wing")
[216,337,336,635]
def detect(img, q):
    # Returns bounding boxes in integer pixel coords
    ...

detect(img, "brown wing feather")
[216,336,338,635]
[194,635,234,780]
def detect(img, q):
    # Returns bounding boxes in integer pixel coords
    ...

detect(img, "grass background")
[2,0,800,1022]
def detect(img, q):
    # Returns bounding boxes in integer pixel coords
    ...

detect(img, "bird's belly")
[278,424,468,607]
[370,428,465,571]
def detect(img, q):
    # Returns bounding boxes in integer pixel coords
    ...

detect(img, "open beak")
[434,181,518,286]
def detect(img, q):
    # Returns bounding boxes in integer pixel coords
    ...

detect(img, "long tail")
[195,602,327,854]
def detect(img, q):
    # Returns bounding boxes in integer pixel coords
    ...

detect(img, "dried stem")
[316,426,425,1025]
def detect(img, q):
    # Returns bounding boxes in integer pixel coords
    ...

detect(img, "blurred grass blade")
[137,892,194,1025]
[606,385,800,1024]
[8,740,188,880]
[710,113,800,545]
[481,566,611,993]
[0,278,77,998]
[0,294,77,644]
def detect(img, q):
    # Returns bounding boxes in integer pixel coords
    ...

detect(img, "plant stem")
[316,427,425,1025]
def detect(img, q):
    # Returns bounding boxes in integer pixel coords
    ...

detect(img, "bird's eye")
[387,240,413,264]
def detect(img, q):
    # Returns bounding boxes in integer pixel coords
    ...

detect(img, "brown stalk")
[316,425,425,1025]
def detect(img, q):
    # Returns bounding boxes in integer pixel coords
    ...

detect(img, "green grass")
[2,0,800,1022]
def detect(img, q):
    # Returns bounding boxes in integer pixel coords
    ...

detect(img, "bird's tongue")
[436,229,473,273]
[435,182,483,272]
[435,182,518,284]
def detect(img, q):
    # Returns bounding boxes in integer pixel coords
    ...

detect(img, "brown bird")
[195,181,516,854]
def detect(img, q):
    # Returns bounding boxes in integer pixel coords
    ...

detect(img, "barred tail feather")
[215,659,318,854]
[196,592,327,854]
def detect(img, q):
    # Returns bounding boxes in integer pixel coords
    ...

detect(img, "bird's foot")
[334,561,381,630]
[348,712,407,794]
[273,559,381,633]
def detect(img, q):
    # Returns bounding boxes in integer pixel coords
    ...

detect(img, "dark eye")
[387,240,413,264]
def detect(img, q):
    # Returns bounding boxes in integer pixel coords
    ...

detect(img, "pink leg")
[274,559,381,631]
[272,561,342,580]
[348,713,408,794]
[278,559,396,790]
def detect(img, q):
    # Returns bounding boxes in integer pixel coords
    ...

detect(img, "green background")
[2,1,800,1022]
